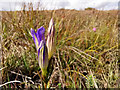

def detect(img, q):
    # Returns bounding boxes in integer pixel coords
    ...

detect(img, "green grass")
[1,5,119,89]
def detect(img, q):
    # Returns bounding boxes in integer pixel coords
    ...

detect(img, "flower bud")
[46,18,55,60]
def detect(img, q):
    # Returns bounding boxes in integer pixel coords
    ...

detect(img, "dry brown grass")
[1,8,119,88]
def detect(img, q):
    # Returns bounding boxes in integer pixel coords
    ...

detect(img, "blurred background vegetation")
[1,2,119,88]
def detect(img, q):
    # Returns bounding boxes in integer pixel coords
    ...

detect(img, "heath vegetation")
[0,3,119,89]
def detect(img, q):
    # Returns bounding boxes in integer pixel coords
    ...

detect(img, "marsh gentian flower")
[31,26,48,77]
[46,18,55,60]
[31,18,55,78]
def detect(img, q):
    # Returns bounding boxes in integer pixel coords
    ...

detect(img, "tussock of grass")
[1,5,119,88]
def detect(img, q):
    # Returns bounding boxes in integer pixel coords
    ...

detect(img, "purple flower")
[31,18,55,77]
[93,28,96,32]
[31,26,48,76]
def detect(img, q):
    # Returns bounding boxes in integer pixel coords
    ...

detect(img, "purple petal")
[38,41,48,68]
[38,41,45,61]
[43,43,46,63]
[31,28,37,48]
[37,26,45,45]
[38,40,44,58]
